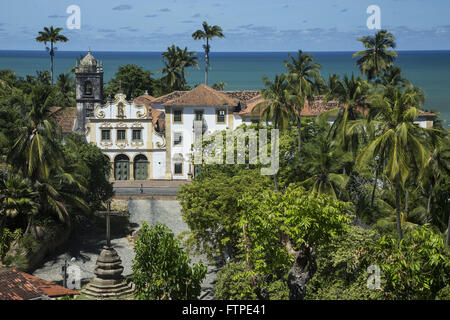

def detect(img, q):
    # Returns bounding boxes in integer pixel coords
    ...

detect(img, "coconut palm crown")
[192,21,224,85]
[353,29,398,81]
[36,26,69,84]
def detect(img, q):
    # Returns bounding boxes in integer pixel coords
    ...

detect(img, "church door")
[114,155,130,181]
[134,155,149,180]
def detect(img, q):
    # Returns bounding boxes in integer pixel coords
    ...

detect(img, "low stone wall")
[113,194,177,201]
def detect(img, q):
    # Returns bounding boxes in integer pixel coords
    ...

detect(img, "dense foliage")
[0,66,113,268]
[367,225,449,299]
[178,168,270,262]
[132,222,207,300]
[178,29,450,300]
[104,64,153,100]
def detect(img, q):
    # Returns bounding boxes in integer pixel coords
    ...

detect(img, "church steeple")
[75,48,104,134]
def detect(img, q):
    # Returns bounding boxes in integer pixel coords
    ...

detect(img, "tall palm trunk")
[395,175,403,241]
[205,38,209,85]
[371,164,379,207]
[50,42,54,84]
[297,115,302,161]
[405,189,409,217]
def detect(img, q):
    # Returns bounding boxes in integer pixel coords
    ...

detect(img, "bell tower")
[75,48,103,133]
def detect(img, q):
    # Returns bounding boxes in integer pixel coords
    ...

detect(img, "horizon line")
[2,49,450,54]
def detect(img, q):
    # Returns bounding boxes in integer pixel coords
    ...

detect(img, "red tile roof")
[161,84,239,107]
[223,91,260,103]
[133,94,155,105]
[151,91,188,105]
[0,268,79,300]
[417,110,437,117]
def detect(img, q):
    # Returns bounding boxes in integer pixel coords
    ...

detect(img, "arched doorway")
[134,154,149,180]
[114,154,130,181]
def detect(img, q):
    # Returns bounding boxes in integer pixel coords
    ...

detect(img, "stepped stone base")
[81,246,134,298]
[83,281,134,298]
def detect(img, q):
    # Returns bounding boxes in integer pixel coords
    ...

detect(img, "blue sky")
[1,0,450,51]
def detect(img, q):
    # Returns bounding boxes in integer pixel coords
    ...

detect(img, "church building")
[72,50,437,182]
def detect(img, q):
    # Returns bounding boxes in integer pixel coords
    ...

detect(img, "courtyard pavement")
[31,199,217,300]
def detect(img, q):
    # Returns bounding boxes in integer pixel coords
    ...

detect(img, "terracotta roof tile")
[0,268,43,300]
[223,91,260,103]
[151,108,165,132]
[417,110,437,117]
[0,268,79,300]
[151,91,188,105]
[22,272,79,298]
[162,84,239,106]
[133,94,155,105]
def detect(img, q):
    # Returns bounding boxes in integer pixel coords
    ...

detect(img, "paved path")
[32,199,217,299]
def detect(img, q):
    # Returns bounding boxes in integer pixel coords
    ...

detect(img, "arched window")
[84,81,93,96]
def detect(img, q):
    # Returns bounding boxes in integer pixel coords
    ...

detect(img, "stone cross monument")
[82,200,134,298]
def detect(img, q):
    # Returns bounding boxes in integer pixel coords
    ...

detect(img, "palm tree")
[8,85,88,227]
[0,172,39,240]
[253,75,291,130]
[422,134,450,223]
[9,84,62,181]
[160,55,183,92]
[284,50,322,156]
[192,22,224,85]
[353,30,398,81]
[176,46,199,83]
[36,26,69,84]
[56,72,75,106]
[325,73,370,156]
[357,85,431,240]
[161,45,198,91]
[300,121,351,199]
[378,66,407,88]
[252,75,291,190]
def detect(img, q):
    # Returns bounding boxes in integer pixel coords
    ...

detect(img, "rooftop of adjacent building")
[0,267,79,300]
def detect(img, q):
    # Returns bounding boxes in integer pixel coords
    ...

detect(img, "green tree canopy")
[104,64,153,100]
[132,222,207,300]
[240,185,350,300]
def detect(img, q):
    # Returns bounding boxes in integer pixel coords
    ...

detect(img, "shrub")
[132,222,207,300]
[367,225,450,300]
[214,260,289,300]
[306,225,385,300]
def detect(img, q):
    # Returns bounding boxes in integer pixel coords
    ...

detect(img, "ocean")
[0,50,449,124]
